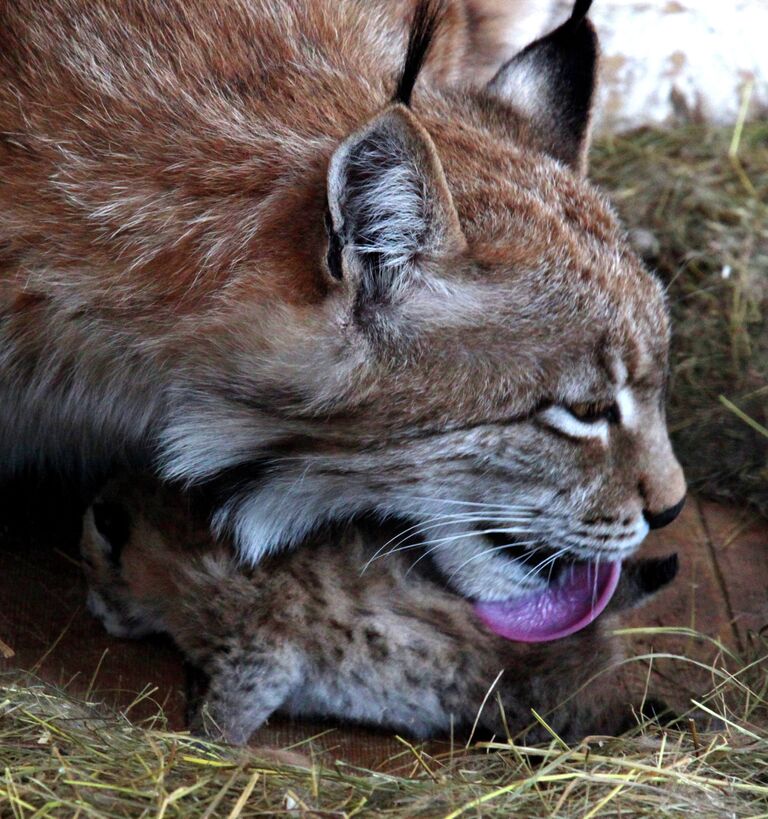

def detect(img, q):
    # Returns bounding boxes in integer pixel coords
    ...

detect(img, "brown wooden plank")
[696,499,768,645]
[613,498,739,715]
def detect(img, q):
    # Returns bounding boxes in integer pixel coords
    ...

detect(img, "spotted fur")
[81,476,678,744]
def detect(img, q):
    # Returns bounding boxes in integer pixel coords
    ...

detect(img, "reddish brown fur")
[1,1,684,592]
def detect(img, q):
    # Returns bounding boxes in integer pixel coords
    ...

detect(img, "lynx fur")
[0,0,685,597]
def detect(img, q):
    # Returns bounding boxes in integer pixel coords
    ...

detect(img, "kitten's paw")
[188,698,272,746]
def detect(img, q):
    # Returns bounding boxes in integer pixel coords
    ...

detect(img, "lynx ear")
[487,0,597,174]
[327,104,465,310]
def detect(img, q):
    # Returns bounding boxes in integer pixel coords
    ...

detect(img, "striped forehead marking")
[616,386,637,428]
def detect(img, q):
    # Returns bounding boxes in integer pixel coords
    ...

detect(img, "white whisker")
[410,496,540,515]
[441,540,541,585]
[518,547,570,586]
[359,512,534,574]
[369,525,536,566]
[361,512,488,573]
[381,514,536,550]
[591,559,600,616]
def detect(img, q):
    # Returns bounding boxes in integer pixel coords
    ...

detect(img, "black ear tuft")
[92,500,132,565]
[394,0,446,106]
[607,553,679,613]
[570,0,593,23]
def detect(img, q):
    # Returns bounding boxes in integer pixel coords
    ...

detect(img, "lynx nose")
[643,496,686,530]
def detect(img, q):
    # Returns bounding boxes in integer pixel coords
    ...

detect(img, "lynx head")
[161,0,685,603]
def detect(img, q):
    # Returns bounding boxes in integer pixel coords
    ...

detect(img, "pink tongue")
[473,561,621,643]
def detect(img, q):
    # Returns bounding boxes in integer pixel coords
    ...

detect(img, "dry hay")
[591,120,768,515]
[2,626,767,818]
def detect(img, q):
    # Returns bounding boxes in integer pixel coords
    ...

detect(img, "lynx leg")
[190,657,301,746]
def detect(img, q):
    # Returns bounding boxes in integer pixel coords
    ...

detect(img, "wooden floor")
[2,490,766,770]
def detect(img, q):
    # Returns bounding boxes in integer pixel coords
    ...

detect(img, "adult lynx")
[0,0,685,614]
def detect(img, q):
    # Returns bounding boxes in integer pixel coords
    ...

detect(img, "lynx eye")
[566,401,620,424]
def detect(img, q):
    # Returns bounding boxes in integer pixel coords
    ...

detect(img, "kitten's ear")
[487,0,597,174]
[326,104,465,310]
[91,500,132,566]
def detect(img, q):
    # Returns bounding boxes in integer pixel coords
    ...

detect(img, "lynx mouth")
[469,527,623,642]
[411,526,623,643]
[485,531,567,582]
[473,560,622,643]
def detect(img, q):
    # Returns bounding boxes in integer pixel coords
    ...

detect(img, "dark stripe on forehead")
[623,337,643,383]
[596,331,645,386]
[595,333,615,382]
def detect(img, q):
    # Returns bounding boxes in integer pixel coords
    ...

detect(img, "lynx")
[81,476,679,744]
[1,0,685,622]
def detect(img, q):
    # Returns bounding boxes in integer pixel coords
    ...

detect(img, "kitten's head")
[80,495,158,638]
[79,478,194,638]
